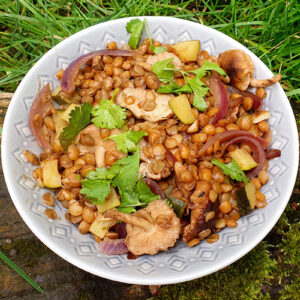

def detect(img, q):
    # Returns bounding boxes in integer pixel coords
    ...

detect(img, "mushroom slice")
[104,200,181,255]
[218,49,281,91]
[146,52,183,69]
[116,87,173,122]
[183,181,219,243]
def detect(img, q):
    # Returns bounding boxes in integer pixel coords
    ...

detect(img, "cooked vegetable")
[29,83,52,149]
[51,85,80,105]
[186,76,209,111]
[218,49,281,91]
[91,99,127,129]
[59,103,92,152]
[53,110,67,150]
[165,194,186,218]
[251,111,271,124]
[169,94,196,124]
[172,40,200,62]
[41,159,61,188]
[265,149,281,160]
[235,182,256,215]
[89,215,116,239]
[221,135,266,179]
[229,148,258,171]
[61,49,134,94]
[106,130,147,154]
[97,187,121,214]
[104,200,180,255]
[209,75,229,123]
[199,130,268,157]
[143,177,165,200]
[99,238,128,255]
[211,158,249,184]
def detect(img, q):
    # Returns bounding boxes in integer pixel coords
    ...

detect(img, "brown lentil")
[44,208,57,219]
[42,192,55,206]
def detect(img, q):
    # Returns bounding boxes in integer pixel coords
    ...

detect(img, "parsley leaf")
[59,103,92,152]
[190,60,227,78]
[152,58,175,83]
[106,130,147,154]
[144,19,166,54]
[126,19,144,49]
[186,76,209,111]
[91,99,126,129]
[211,158,249,184]
[80,179,111,205]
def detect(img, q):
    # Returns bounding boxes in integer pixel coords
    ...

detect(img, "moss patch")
[0,239,51,267]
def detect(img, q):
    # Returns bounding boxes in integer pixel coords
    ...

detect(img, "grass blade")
[0,249,44,293]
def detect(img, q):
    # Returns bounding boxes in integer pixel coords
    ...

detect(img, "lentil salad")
[25,19,282,257]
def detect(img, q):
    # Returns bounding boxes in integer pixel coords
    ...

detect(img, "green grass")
[0,0,299,102]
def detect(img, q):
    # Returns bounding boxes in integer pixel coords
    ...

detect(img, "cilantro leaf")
[126,19,144,49]
[59,103,92,152]
[136,177,160,203]
[80,179,111,205]
[91,99,126,129]
[106,130,147,154]
[112,150,140,193]
[85,166,120,180]
[157,80,193,94]
[211,158,249,184]
[186,76,209,111]
[152,58,175,83]
[118,177,159,213]
[144,19,166,54]
[190,60,227,78]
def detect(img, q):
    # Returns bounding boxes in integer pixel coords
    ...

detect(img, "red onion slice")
[265,149,281,160]
[166,149,178,166]
[221,136,266,179]
[227,86,263,110]
[143,177,166,200]
[198,130,268,157]
[115,222,127,239]
[61,49,135,94]
[99,237,128,255]
[209,75,229,124]
[29,83,52,149]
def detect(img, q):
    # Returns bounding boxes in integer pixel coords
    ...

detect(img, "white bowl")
[2,16,299,285]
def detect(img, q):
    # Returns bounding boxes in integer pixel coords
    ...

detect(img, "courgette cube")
[41,159,61,188]
[97,187,121,214]
[229,148,258,170]
[235,182,256,216]
[89,215,116,239]
[169,94,196,124]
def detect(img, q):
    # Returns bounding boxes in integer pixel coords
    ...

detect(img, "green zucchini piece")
[165,193,186,218]
[51,86,81,105]
[235,182,256,216]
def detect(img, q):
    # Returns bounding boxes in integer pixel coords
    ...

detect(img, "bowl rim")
[2,16,299,285]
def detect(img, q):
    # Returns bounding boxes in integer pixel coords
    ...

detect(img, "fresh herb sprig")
[126,18,166,54]
[80,150,159,212]
[153,60,226,111]
[106,130,147,154]
[59,102,92,152]
[211,158,249,184]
